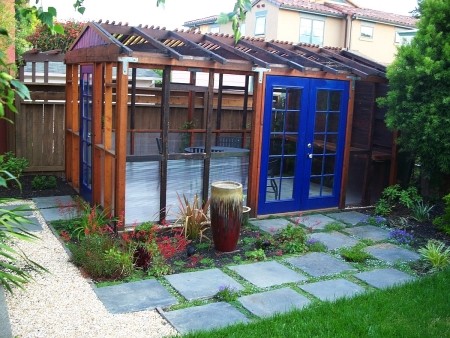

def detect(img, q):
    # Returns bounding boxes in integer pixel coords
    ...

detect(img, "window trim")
[299,16,325,46]
[210,24,220,34]
[255,10,267,36]
[360,23,374,41]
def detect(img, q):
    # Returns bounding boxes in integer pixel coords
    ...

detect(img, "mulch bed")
[0,174,77,199]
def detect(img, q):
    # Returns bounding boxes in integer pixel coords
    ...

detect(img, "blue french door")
[79,65,93,202]
[258,76,349,214]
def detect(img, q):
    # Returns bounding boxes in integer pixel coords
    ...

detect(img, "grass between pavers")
[180,268,450,338]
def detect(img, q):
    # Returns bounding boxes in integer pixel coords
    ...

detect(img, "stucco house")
[183,0,417,65]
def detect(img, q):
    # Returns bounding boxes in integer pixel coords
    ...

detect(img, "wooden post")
[130,68,137,155]
[159,66,171,222]
[241,75,250,147]
[92,62,103,206]
[65,64,74,183]
[103,63,114,216]
[202,70,214,204]
[216,73,224,143]
[247,73,265,217]
[114,61,129,228]
[339,78,356,209]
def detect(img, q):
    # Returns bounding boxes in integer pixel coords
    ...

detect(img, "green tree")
[26,20,84,52]
[380,0,450,181]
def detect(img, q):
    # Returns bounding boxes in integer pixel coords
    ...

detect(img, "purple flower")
[306,238,319,245]
[389,229,414,245]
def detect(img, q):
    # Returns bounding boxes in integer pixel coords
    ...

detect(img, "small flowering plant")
[214,285,239,302]
[389,229,414,245]
[361,215,387,227]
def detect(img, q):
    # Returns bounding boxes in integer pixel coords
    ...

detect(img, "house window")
[210,25,220,34]
[360,25,374,40]
[240,23,246,36]
[300,18,324,46]
[255,11,267,36]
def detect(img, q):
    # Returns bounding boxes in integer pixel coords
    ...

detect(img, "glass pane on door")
[266,87,302,202]
[309,89,342,198]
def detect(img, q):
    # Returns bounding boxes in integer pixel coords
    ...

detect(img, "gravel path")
[4,202,177,338]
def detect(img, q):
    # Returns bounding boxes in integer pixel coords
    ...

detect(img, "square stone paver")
[32,195,76,209]
[365,243,420,264]
[285,252,356,277]
[308,231,359,250]
[163,302,249,334]
[94,279,178,314]
[238,287,310,318]
[39,207,79,222]
[327,211,367,226]
[0,204,35,216]
[249,218,291,234]
[165,268,243,301]
[354,268,415,289]
[300,278,364,302]
[291,214,341,231]
[343,225,391,242]
[228,261,307,288]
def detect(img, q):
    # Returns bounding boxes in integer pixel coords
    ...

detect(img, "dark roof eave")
[353,15,417,29]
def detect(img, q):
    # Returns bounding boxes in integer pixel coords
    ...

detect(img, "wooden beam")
[339,78,356,209]
[132,27,184,60]
[130,68,137,155]
[169,31,228,64]
[71,65,80,190]
[204,35,271,68]
[114,61,129,229]
[92,62,103,206]
[247,73,265,217]
[239,40,305,72]
[159,66,171,222]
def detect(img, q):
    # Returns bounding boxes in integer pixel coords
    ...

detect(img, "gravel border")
[3,201,177,338]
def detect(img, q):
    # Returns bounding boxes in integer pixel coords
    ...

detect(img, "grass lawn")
[182,268,450,338]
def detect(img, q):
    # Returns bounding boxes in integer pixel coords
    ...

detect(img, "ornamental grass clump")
[175,193,210,241]
[418,240,450,272]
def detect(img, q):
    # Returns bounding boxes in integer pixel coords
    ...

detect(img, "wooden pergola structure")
[64,21,394,228]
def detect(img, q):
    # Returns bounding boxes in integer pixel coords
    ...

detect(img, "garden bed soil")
[3,175,450,280]
[0,174,77,199]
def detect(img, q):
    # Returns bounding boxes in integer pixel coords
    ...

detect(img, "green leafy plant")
[418,240,450,271]
[433,193,450,235]
[69,234,127,280]
[174,193,210,241]
[245,248,266,261]
[275,224,307,254]
[306,238,327,252]
[339,243,371,263]
[72,204,113,240]
[0,152,28,181]
[410,201,434,222]
[214,285,239,302]
[0,204,47,292]
[200,257,215,267]
[375,185,422,216]
[232,255,243,264]
[324,222,344,232]
[31,175,57,190]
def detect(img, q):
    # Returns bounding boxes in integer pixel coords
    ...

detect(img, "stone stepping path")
[162,302,249,334]
[165,268,244,301]
[308,231,359,250]
[291,214,340,231]
[327,211,367,226]
[228,261,307,288]
[94,279,178,314]
[354,268,415,289]
[238,287,310,318]
[285,252,356,277]
[249,218,291,234]
[299,278,364,302]
[365,243,421,264]
[344,225,391,241]
[33,195,80,222]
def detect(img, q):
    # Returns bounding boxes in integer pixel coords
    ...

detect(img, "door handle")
[307,153,313,159]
